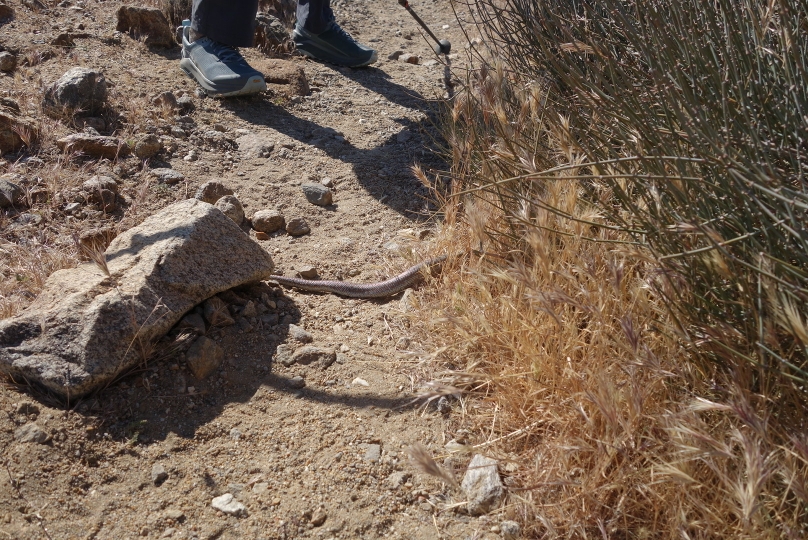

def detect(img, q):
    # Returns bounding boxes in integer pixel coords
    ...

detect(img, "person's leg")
[192,0,258,47]
[180,0,267,97]
[296,0,333,35]
[293,0,378,67]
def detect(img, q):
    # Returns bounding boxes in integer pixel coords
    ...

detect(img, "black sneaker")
[180,27,267,97]
[292,21,378,68]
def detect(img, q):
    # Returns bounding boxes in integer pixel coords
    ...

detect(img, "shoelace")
[327,22,359,46]
[209,41,249,67]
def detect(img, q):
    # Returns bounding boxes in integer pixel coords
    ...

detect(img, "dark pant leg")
[296,0,333,34]
[192,0,258,47]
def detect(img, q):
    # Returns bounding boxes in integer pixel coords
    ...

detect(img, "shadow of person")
[220,66,446,218]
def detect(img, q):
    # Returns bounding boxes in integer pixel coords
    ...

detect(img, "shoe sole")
[180,58,267,98]
[295,47,378,68]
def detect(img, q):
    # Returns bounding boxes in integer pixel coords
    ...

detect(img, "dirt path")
[0,0,502,539]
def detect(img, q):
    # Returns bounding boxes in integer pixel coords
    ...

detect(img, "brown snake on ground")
[269,255,447,298]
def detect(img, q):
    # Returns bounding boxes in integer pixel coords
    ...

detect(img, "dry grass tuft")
[413,2,808,535]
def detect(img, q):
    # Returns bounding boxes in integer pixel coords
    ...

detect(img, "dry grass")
[411,16,808,536]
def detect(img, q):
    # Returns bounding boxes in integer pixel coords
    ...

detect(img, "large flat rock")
[0,199,274,398]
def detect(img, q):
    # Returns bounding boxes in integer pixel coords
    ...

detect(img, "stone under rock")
[186,336,223,379]
[0,199,274,398]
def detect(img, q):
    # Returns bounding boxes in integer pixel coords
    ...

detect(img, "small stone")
[387,471,410,489]
[301,183,333,206]
[286,217,310,236]
[77,116,106,132]
[288,324,313,343]
[211,493,246,517]
[288,375,305,389]
[176,95,194,113]
[164,509,185,522]
[255,231,269,240]
[241,301,258,318]
[436,396,452,414]
[56,134,130,159]
[251,209,285,233]
[363,443,381,463]
[275,344,294,366]
[461,454,503,515]
[290,345,335,368]
[51,32,75,47]
[150,168,184,185]
[14,423,48,444]
[310,508,327,527]
[500,520,520,539]
[151,463,168,485]
[176,312,206,334]
[44,67,107,116]
[134,134,162,159]
[186,336,224,379]
[253,482,269,494]
[320,177,333,188]
[152,91,178,109]
[399,53,420,65]
[83,175,118,194]
[0,176,24,208]
[0,51,17,73]
[214,195,244,225]
[115,6,174,47]
[293,265,318,280]
[229,428,242,441]
[236,133,274,158]
[387,50,404,60]
[194,181,234,204]
[202,296,235,327]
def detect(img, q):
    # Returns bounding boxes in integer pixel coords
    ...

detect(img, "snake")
[269,255,447,298]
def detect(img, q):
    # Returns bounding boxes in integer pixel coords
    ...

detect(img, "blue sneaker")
[180,27,267,97]
[292,22,378,68]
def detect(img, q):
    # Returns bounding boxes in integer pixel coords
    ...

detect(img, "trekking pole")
[397,0,451,55]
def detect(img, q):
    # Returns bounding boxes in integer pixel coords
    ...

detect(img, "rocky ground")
[0,1,519,539]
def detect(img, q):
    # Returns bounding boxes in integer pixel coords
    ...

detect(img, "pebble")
[351,377,369,387]
[13,423,48,444]
[399,53,420,64]
[186,336,224,379]
[0,51,17,72]
[229,428,242,441]
[301,183,333,206]
[387,50,404,60]
[295,265,318,279]
[286,217,310,236]
[290,345,336,369]
[215,195,245,225]
[255,231,269,240]
[320,177,334,187]
[363,444,381,463]
[461,454,504,515]
[150,168,184,185]
[310,508,327,526]
[274,343,294,366]
[500,520,521,539]
[288,375,306,389]
[194,181,233,204]
[251,209,285,233]
[202,296,235,326]
[288,324,313,343]
[211,493,246,516]
[151,463,168,485]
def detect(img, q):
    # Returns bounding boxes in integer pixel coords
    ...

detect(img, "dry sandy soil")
[0,0,509,539]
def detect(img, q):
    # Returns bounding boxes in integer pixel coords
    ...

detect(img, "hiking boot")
[180,26,267,97]
[292,22,378,68]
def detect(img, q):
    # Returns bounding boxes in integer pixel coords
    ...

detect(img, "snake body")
[270,255,447,298]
